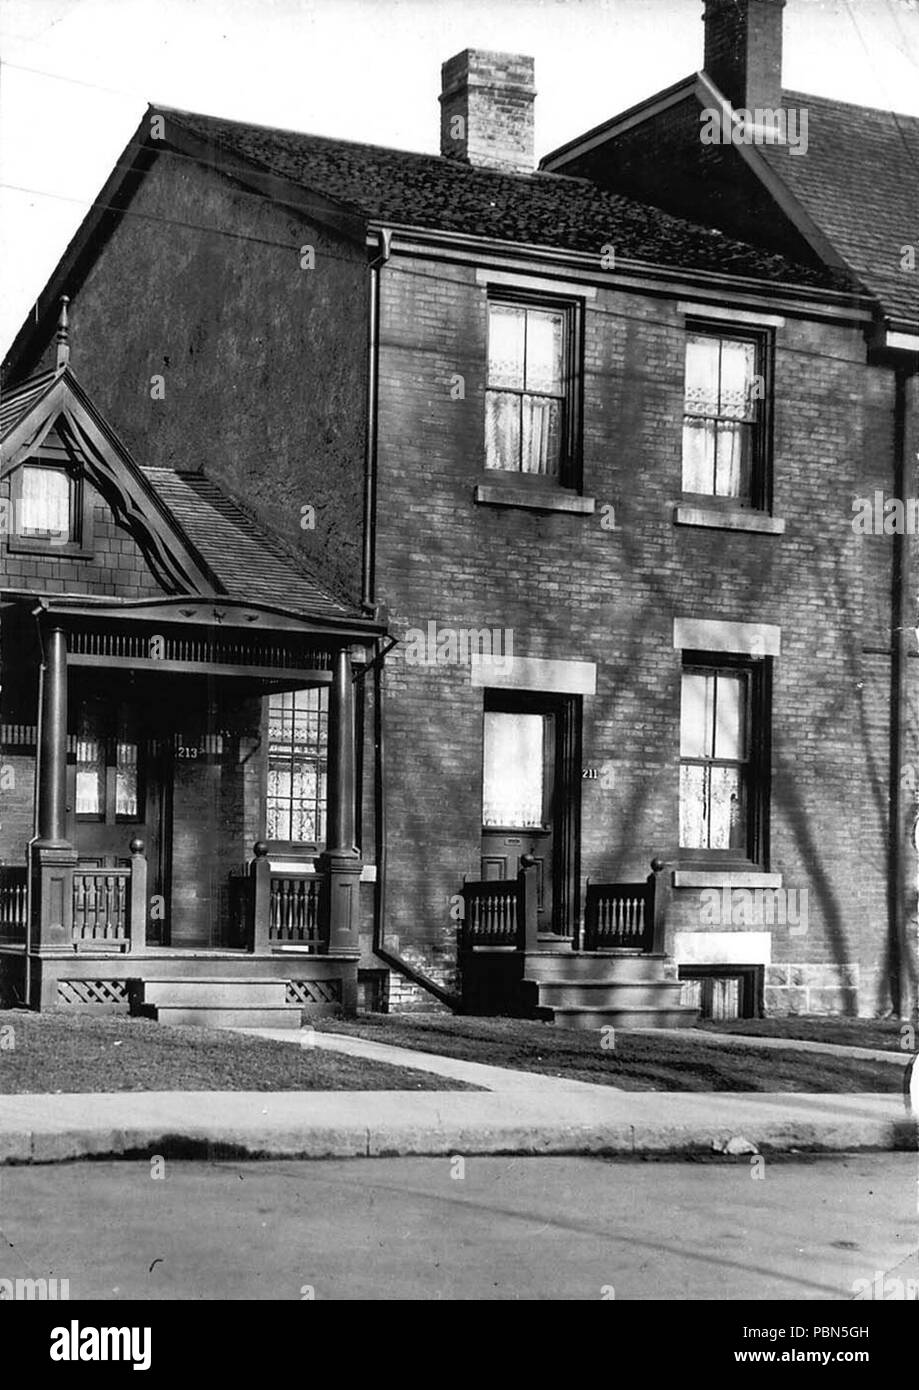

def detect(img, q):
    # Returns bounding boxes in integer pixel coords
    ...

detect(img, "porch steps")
[521,951,698,1031]
[134,977,301,1030]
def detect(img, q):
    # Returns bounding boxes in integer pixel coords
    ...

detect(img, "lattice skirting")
[56,979,130,1007]
[286,979,342,1006]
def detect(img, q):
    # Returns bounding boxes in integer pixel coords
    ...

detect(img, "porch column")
[32,625,77,948]
[37,626,70,847]
[317,647,362,956]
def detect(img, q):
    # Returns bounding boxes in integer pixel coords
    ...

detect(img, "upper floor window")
[486,297,579,483]
[18,464,74,541]
[682,327,770,507]
[679,657,769,865]
[266,688,327,845]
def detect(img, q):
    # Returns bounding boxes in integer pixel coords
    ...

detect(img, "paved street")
[1,1153,916,1301]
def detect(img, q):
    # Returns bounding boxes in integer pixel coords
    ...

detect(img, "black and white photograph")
[0,0,918,1347]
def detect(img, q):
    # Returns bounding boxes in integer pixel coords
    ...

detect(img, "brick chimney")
[703,0,786,113]
[440,49,535,174]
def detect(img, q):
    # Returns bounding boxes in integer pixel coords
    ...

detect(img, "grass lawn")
[317,1013,903,1092]
[698,1016,916,1053]
[0,1010,475,1094]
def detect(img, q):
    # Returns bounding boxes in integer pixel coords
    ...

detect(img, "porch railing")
[72,869,130,944]
[582,860,671,954]
[70,841,147,951]
[460,858,539,952]
[583,882,652,950]
[269,874,321,947]
[232,845,328,954]
[0,866,27,943]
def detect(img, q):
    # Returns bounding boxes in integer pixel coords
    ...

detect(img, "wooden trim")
[68,655,333,682]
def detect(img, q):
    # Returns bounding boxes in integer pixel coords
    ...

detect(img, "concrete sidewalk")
[2,1022,916,1164]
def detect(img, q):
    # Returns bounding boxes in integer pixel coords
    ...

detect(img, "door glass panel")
[115,741,139,818]
[482,711,544,828]
[75,737,104,815]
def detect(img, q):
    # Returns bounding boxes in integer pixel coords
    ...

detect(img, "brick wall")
[372,251,918,1017]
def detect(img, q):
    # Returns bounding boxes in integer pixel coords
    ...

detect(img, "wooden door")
[67,693,163,905]
[481,704,556,933]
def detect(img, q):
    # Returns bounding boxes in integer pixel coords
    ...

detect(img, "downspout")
[360,230,459,1011]
[361,227,391,615]
[890,362,916,1018]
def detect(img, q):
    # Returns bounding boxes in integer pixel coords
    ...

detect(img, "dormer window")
[6,432,92,557]
[19,464,73,541]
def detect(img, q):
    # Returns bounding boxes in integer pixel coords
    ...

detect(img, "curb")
[2,1110,916,1165]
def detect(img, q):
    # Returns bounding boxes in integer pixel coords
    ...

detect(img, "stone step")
[532,979,686,1009]
[524,952,671,984]
[152,1005,302,1030]
[141,978,290,1009]
[547,1003,700,1031]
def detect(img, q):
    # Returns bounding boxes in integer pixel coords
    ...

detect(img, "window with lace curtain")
[485,296,579,483]
[679,657,770,866]
[682,327,770,507]
[266,689,327,845]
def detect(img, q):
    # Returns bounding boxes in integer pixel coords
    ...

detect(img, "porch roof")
[139,467,353,621]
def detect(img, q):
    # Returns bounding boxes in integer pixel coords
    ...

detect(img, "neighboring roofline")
[540,72,698,169]
[368,221,875,325]
[540,70,850,277]
[692,72,849,273]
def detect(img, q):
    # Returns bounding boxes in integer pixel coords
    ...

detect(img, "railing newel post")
[251,841,271,955]
[129,837,147,952]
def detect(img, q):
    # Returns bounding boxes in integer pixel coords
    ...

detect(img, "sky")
[1,0,918,355]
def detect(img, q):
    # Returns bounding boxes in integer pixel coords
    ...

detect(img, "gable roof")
[158,105,839,290]
[1,365,360,623]
[140,468,351,619]
[757,91,919,331]
[542,74,919,332]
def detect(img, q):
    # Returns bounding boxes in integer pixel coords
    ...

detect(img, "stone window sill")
[674,504,785,535]
[672,870,783,889]
[475,481,596,515]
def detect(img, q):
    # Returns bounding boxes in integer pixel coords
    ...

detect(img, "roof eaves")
[371,219,870,317]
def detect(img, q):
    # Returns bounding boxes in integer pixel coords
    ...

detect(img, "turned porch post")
[37,626,69,848]
[32,624,77,947]
[317,647,362,956]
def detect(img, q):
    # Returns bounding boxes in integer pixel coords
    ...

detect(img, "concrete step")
[547,1003,701,1031]
[532,979,686,1009]
[152,1005,302,1030]
[141,979,289,1009]
[524,952,671,984]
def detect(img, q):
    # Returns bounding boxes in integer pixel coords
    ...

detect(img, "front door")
[66,691,164,929]
[481,699,556,934]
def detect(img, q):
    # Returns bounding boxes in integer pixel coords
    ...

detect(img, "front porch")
[0,594,378,1025]
[459,859,699,1029]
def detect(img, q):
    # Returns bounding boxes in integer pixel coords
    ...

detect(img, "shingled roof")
[140,467,352,619]
[161,105,841,291]
[756,90,919,329]
[0,369,57,439]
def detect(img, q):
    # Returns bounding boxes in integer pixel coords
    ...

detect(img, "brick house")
[1,7,916,1025]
